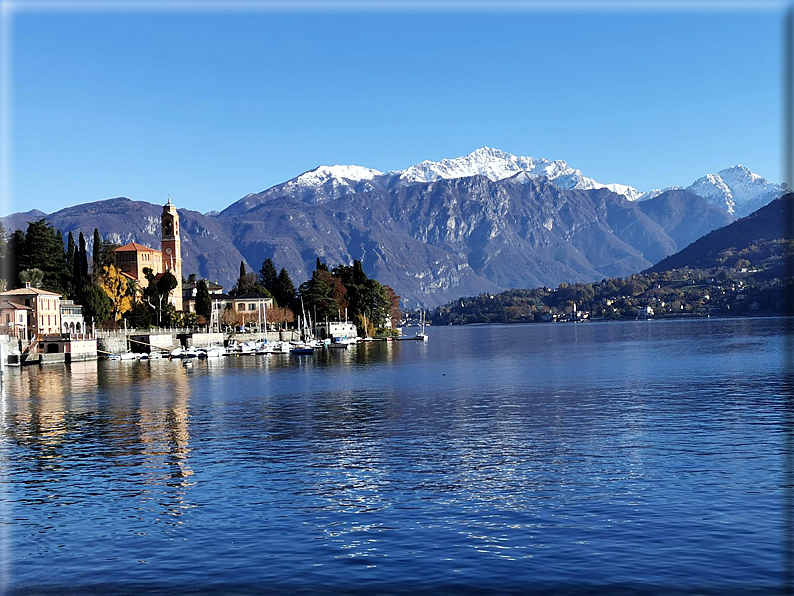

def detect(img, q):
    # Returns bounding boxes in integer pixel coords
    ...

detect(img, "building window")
[248,304,256,311]
[237,304,244,311]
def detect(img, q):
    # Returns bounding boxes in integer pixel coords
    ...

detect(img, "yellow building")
[115,198,183,310]
[0,282,62,339]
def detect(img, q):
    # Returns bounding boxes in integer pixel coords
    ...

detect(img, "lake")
[1,318,791,595]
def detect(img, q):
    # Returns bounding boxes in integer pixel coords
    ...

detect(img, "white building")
[314,321,358,341]
[60,300,86,334]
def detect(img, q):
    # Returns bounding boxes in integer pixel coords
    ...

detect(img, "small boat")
[170,347,184,358]
[414,309,429,342]
[290,344,315,355]
[205,346,225,358]
[148,351,163,360]
[267,341,290,354]
[181,347,199,358]
[119,351,137,361]
[238,342,256,354]
[106,353,121,361]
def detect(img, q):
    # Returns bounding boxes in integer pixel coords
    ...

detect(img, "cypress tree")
[92,228,102,274]
[66,231,75,273]
[55,229,69,294]
[195,279,212,319]
[78,232,89,285]
[9,229,26,286]
[66,232,76,297]
[0,223,7,289]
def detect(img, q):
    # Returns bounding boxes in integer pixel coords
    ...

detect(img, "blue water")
[1,318,791,594]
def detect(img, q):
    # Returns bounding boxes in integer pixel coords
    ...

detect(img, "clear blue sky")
[4,3,787,215]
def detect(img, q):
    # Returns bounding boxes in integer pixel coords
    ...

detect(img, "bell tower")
[161,197,183,310]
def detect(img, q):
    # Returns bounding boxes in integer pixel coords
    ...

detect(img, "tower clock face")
[165,247,173,255]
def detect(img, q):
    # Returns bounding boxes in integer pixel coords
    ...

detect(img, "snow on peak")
[278,152,779,216]
[394,147,642,200]
[294,164,383,186]
[685,165,783,215]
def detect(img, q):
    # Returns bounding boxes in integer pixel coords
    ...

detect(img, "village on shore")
[0,198,427,368]
[1,196,790,368]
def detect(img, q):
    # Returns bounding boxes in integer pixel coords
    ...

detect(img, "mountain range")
[2,148,784,307]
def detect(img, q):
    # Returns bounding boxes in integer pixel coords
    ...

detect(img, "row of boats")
[106,312,429,360]
[106,337,365,361]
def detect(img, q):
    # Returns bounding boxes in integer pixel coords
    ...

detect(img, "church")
[114,198,183,310]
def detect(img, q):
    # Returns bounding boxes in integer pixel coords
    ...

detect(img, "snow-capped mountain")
[245,147,644,205]
[221,164,387,216]
[390,147,644,200]
[220,147,781,220]
[684,165,785,217]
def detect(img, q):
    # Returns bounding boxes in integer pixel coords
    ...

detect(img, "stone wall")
[227,331,295,343]
[97,336,127,356]
[189,333,225,347]
[67,339,98,362]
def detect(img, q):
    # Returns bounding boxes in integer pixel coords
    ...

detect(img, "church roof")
[116,241,159,253]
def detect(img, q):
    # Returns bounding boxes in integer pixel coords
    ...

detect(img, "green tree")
[14,220,66,294]
[125,300,152,329]
[300,267,340,322]
[92,228,102,274]
[195,279,212,319]
[0,223,8,289]
[259,258,278,293]
[232,272,258,296]
[157,270,178,301]
[19,268,45,288]
[274,268,296,311]
[8,230,25,287]
[81,283,112,328]
[65,231,76,297]
[98,242,119,272]
[77,232,89,286]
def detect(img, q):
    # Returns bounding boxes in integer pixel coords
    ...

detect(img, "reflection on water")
[0,319,790,594]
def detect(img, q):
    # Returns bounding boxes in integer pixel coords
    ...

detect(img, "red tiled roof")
[1,299,32,310]
[0,286,61,297]
[115,241,159,252]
